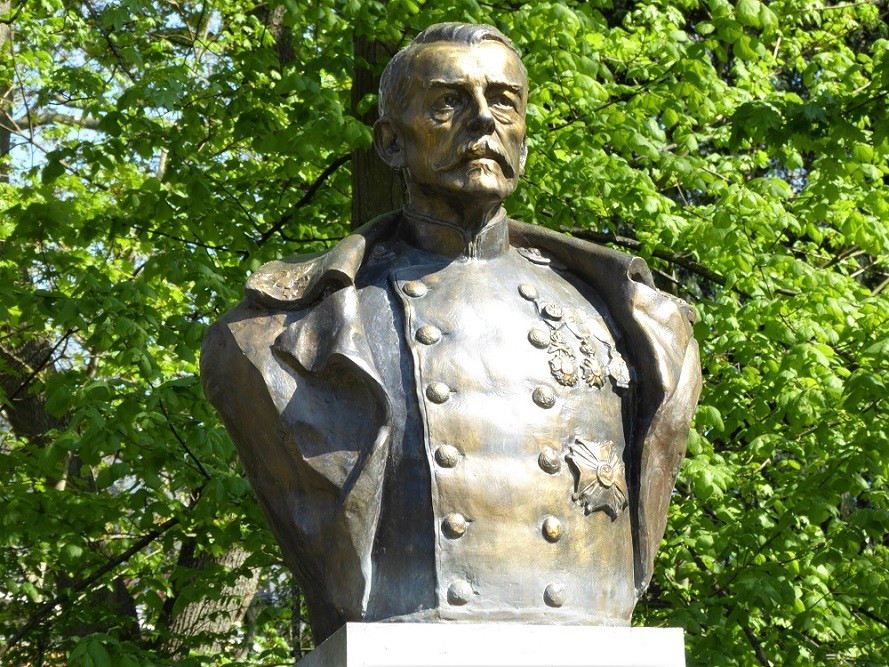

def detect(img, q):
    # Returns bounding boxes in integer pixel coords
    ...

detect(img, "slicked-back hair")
[378,22,525,121]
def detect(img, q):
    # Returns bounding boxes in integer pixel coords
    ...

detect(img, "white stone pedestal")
[298,623,685,666]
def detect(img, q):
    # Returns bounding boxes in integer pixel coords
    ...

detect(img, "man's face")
[391,40,528,204]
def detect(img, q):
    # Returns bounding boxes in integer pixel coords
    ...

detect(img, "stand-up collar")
[399,207,510,260]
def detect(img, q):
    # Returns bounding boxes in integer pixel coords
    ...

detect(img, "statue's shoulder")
[201,211,401,406]
[508,219,654,286]
[245,211,402,309]
[507,219,697,326]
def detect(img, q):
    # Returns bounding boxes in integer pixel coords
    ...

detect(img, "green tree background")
[1,0,887,664]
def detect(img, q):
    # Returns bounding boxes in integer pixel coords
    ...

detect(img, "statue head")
[374,23,529,215]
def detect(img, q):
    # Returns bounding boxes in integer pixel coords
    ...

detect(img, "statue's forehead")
[409,41,527,91]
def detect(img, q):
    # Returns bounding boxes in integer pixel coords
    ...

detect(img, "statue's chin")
[413,173,515,206]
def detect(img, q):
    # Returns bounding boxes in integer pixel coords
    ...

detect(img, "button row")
[446,579,566,607]
[426,381,556,410]
[409,278,569,611]
[440,510,564,544]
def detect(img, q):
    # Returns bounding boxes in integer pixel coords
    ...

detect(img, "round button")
[426,382,451,404]
[538,447,562,474]
[532,386,556,409]
[528,327,550,349]
[434,445,460,468]
[416,324,442,345]
[544,582,566,607]
[518,283,539,300]
[402,280,428,297]
[542,303,563,320]
[542,515,564,542]
[597,463,616,487]
[442,513,468,538]
[447,579,473,605]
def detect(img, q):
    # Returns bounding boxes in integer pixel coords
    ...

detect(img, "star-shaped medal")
[566,438,628,521]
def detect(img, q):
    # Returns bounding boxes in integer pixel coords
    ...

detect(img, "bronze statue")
[201,23,701,644]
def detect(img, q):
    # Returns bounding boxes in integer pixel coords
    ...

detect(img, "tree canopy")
[1,0,887,665]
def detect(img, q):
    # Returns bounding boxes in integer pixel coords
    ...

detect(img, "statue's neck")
[400,206,509,260]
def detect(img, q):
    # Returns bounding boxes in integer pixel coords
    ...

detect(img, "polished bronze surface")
[202,22,702,643]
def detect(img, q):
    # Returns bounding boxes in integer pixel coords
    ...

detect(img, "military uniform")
[201,210,701,642]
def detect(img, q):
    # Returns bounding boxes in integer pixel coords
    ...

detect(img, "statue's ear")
[373,118,405,170]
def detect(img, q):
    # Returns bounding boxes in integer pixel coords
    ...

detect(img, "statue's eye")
[491,94,516,110]
[439,93,460,109]
[432,93,461,120]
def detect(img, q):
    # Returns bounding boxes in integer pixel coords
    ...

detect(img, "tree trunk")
[0,335,69,445]
[158,540,259,656]
[351,34,404,229]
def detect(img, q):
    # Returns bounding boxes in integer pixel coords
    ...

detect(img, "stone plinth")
[298,623,685,666]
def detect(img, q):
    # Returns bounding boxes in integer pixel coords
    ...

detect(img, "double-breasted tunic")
[201,210,701,641]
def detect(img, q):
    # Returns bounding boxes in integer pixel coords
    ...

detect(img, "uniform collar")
[399,207,510,260]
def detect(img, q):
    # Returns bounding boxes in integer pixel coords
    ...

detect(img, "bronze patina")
[201,23,702,643]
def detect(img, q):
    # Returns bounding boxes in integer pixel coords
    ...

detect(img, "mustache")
[435,140,516,178]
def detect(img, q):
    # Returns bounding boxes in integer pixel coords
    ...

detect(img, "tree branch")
[565,226,726,282]
[3,328,77,402]
[129,224,236,253]
[564,226,799,297]
[255,154,351,249]
[158,398,211,481]
[0,516,181,657]
[5,112,101,131]
[82,0,136,83]
[740,622,773,667]
[0,0,24,25]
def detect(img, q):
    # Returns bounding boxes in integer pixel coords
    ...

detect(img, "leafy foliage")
[1,0,886,664]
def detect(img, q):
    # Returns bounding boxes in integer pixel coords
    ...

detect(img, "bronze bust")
[201,23,701,643]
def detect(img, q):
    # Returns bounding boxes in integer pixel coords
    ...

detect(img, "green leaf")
[41,155,66,184]
[736,0,762,29]
[45,384,73,418]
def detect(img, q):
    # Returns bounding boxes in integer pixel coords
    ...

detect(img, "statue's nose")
[468,99,496,134]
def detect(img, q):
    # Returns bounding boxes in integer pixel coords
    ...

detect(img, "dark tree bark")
[0,335,69,446]
[158,540,259,657]
[351,34,404,229]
